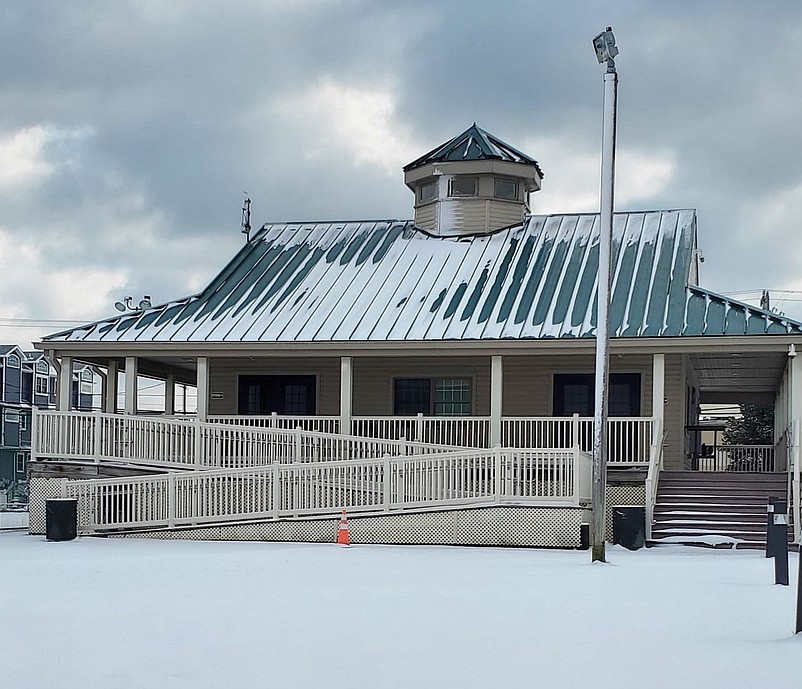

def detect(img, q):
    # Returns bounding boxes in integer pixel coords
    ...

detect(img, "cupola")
[403,124,543,235]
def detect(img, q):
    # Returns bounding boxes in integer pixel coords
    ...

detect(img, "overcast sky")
[2,0,802,348]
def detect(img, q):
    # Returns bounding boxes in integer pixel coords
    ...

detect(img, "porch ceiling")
[690,351,786,395]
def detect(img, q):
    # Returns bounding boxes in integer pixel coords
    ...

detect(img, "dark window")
[495,178,518,200]
[7,354,20,368]
[553,373,640,417]
[394,378,431,416]
[394,378,472,416]
[419,180,437,203]
[449,177,478,197]
[237,375,316,415]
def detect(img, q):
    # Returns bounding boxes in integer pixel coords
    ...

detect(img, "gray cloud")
[2,0,802,349]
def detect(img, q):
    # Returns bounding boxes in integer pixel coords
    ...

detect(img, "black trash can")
[612,505,645,550]
[46,498,78,541]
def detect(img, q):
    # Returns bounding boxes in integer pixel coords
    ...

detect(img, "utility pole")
[591,27,619,562]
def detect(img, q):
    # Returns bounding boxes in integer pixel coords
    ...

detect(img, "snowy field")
[3,532,800,689]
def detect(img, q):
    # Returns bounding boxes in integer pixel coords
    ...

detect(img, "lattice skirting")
[605,485,646,542]
[30,475,593,548]
[28,477,66,535]
[110,506,589,548]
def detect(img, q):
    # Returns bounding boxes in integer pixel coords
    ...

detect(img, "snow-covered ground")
[3,532,800,689]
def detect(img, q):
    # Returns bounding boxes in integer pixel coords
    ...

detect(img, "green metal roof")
[403,124,543,176]
[43,210,802,344]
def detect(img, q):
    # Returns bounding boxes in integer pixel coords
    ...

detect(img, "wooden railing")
[61,445,592,532]
[694,445,775,472]
[208,413,654,462]
[502,416,652,464]
[351,415,491,448]
[33,411,461,471]
[208,414,340,435]
[644,419,665,541]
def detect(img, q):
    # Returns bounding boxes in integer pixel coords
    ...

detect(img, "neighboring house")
[29,125,802,547]
[1,347,98,493]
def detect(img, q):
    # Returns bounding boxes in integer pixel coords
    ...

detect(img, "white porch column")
[56,356,73,411]
[103,360,119,414]
[490,355,503,447]
[339,356,352,435]
[124,357,138,415]
[164,374,176,416]
[652,353,665,441]
[196,357,209,421]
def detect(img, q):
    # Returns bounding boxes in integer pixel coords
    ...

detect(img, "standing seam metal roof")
[43,210,802,344]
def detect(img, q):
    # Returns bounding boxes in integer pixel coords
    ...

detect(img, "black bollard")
[766,496,779,558]
[772,499,789,586]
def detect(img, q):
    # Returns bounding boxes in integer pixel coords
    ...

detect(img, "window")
[5,409,19,423]
[36,361,49,374]
[553,373,641,417]
[495,178,518,200]
[434,379,471,415]
[418,180,437,203]
[394,378,472,416]
[81,369,94,395]
[19,414,27,431]
[448,177,478,197]
[237,375,316,415]
[6,354,20,368]
[35,375,48,395]
[15,453,26,475]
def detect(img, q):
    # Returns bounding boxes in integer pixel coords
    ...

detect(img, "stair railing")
[644,418,665,541]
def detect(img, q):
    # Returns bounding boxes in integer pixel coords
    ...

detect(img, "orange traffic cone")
[337,509,351,546]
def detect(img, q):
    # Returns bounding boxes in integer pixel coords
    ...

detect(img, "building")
[29,125,802,547]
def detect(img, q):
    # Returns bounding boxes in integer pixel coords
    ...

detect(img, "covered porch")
[45,347,669,466]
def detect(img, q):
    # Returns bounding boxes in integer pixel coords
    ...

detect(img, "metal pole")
[591,29,619,562]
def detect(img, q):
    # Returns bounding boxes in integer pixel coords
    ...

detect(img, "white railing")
[208,414,341,435]
[34,410,461,471]
[695,445,776,472]
[351,415,491,448]
[502,416,653,463]
[644,419,665,541]
[62,445,592,532]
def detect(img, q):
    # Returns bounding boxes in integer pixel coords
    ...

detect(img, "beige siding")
[487,200,525,229]
[352,357,491,415]
[503,354,654,416]
[414,202,437,232]
[207,357,341,415]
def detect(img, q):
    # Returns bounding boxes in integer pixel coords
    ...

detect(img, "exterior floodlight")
[593,27,618,67]
[114,294,151,313]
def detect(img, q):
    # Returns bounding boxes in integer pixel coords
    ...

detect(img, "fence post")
[399,436,407,457]
[572,413,580,450]
[494,445,502,503]
[271,411,277,429]
[574,442,582,507]
[294,426,302,462]
[272,461,281,519]
[60,477,69,498]
[167,472,176,529]
[383,455,391,512]
[194,420,203,470]
[93,411,102,465]
[416,413,424,443]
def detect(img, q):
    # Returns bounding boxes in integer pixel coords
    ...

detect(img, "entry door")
[238,375,316,415]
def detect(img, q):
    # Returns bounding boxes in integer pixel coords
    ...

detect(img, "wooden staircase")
[651,471,791,549]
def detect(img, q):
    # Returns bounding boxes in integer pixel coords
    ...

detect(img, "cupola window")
[418,180,437,203]
[449,177,478,197]
[495,178,518,200]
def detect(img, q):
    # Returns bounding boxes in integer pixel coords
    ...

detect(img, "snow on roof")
[42,210,802,344]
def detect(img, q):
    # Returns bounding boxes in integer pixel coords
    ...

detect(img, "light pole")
[591,27,619,562]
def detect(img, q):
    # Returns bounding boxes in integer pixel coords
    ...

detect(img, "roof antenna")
[241,193,252,242]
